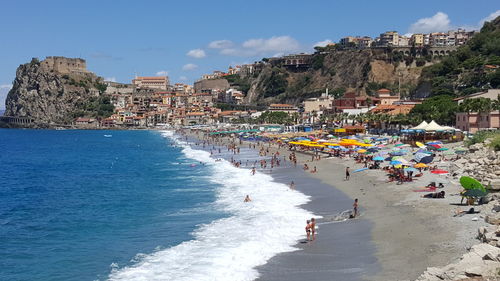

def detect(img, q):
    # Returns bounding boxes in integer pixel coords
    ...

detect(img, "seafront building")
[454,89,500,133]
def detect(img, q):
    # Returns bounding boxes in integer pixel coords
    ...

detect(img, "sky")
[0,0,499,109]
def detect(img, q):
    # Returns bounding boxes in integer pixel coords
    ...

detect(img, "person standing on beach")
[305,220,311,241]
[345,167,350,181]
[290,181,295,190]
[251,167,256,175]
[353,199,358,218]
[310,218,316,240]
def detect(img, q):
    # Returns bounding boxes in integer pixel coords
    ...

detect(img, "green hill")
[417,15,500,97]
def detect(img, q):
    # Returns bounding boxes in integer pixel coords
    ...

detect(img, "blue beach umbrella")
[404,167,418,173]
[373,156,384,161]
[390,160,402,165]
[353,167,368,173]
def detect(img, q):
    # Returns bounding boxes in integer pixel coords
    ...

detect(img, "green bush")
[465,130,500,146]
[489,135,500,151]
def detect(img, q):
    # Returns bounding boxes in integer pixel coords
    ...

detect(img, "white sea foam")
[108,130,315,281]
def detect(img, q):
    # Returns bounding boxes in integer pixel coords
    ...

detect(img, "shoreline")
[181,130,379,280]
[183,129,486,281]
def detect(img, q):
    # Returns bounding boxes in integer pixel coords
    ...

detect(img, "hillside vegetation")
[418,15,500,97]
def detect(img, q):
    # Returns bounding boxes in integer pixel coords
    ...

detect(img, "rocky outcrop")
[4,57,108,127]
[243,49,433,105]
[449,140,500,191]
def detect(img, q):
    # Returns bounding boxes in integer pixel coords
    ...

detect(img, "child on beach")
[305,220,311,241]
[310,218,316,240]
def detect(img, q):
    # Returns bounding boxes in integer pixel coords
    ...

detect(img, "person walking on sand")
[310,218,316,240]
[353,198,358,218]
[305,220,311,241]
[345,167,350,181]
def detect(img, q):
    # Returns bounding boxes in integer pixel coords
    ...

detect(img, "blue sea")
[0,129,313,281]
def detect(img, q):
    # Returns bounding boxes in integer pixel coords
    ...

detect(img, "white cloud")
[479,10,500,26]
[208,40,233,49]
[187,49,206,58]
[182,63,198,71]
[242,36,299,52]
[179,76,188,81]
[313,39,333,47]
[0,85,12,110]
[219,36,300,57]
[105,77,116,82]
[408,12,451,33]
[156,70,169,76]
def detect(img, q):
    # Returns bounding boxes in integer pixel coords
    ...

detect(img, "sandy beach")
[184,129,488,281]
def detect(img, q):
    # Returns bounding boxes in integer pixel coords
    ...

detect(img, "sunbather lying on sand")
[453,207,480,217]
[422,191,445,199]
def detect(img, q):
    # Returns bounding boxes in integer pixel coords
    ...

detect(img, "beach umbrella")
[420,156,434,164]
[357,149,367,153]
[414,152,428,162]
[390,160,402,165]
[416,141,426,148]
[367,148,379,153]
[460,176,485,191]
[373,156,384,161]
[414,163,428,168]
[437,148,449,151]
[353,167,368,173]
[462,189,488,198]
[395,143,404,147]
[431,169,448,174]
[404,167,419,173]
[426,141,443,145]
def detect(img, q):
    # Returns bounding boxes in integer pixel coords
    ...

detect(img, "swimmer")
[244,195,251,202]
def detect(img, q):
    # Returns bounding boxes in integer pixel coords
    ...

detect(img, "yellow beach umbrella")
[357,149,367,153]
[415,142,425,148]
[414,163,428,168]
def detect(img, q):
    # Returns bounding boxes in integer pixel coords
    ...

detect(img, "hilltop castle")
[40,56,88,74]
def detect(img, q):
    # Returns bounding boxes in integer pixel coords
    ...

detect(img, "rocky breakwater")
[417,141,500,281]
[4,57,109,127]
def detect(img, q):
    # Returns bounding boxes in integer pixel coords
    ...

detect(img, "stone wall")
[40,56,88,74]
[194,79,230,93]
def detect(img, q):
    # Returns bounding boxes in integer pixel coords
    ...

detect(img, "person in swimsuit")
[353,198,358,218]
[290,181,295,190]
[305,220,311,241]
[244,195,251,202]
[310,218,316,240]
[345,167,350,180]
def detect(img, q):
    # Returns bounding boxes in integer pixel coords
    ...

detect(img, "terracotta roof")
[186,112,205,116]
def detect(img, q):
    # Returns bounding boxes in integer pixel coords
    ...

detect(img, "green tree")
[409,95,458,125]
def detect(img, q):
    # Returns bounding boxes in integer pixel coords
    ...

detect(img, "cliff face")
[243,49,434,105]
[4,58,108,126]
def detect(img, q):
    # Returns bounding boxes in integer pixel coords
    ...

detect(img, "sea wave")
[108,130,315,281]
